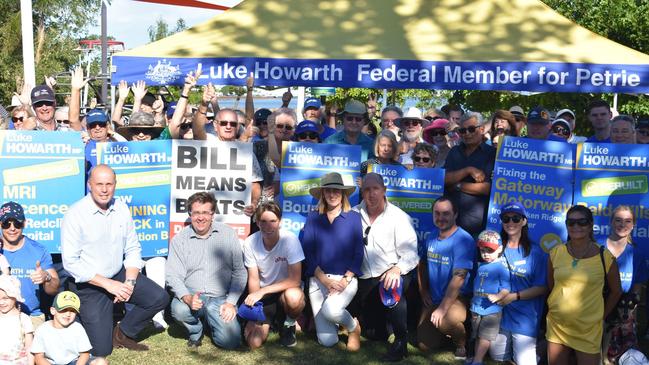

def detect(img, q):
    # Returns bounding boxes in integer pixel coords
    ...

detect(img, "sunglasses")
[566,218,590,227]
[1,219,24,229]
[501,215,523,223]
[637,129,649,136]
[12,116,24,123]
[428,129,446,137]
[33,101,54,108]
[276,124,294,131]
[458,126,479,135]
[425,116,441,122]
[87,122,107,129]
[552,126,570,136]
[363,226,371,245]
[297,132,318,140]
[413,156,431,163]
[58,119,71,125]
[130,127,153,135]
[345,116,364,123]
[401,120,421,127]
[218,120,238,128]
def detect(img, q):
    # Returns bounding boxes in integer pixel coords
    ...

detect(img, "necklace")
[567,241,592,268]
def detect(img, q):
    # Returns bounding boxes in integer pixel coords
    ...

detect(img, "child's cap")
[237,301,266,322]
[0,275,24,302]
[477,230,502,251]
[52,291,81,313]
[379,276,403,308]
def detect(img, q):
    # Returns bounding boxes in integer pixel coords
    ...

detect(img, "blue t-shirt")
[470,258,510,316]
[300,210,364,277]
[324,131,375,162]
[422,227,475,304]
[319,125,337,140]
[4,236,54,316]
[585,135,610,143]
[500,245,548,337]
[612,243,647,293]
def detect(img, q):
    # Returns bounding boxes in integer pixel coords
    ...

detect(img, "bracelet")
[180,94,188,99]
[516,292,521,301]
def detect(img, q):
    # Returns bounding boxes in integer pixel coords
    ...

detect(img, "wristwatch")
[345,275,353,283]
[125,279,137,287]
[456,182,462,191]
[44,271,52,283]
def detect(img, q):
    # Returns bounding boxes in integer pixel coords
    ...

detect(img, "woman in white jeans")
[300,173,364,350]
[490,202,549,364]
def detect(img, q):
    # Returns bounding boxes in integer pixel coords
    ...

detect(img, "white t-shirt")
[0,312,33,365]
[31,321,92,364]
[243,229,304,288]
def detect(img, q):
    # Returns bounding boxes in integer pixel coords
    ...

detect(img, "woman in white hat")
[301,172,364,350]
[0,275,34,365]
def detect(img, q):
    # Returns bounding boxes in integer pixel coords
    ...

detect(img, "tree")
[147,17,187,43]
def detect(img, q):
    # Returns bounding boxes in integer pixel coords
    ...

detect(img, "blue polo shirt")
[4,236,54,316]
[421,227,475,304]
[500,245,548,337]
[324,131,375,162]
[300,210,364,277]
[444,142,496,237]
[610,243,647,293]
[470,258,510,316]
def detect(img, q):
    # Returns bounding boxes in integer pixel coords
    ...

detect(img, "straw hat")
[309,172,356,199]
[116,112,164,140]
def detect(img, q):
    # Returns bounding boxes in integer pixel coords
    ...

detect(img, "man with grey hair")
[325,100,375,161]
[444,112,496,237]
[351,172,418,361]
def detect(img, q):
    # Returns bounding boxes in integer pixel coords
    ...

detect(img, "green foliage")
[221,85,246,97]
[148,17,187,43]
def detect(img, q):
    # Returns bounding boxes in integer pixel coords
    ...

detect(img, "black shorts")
[260,292,285,325]
[471,312,502,341]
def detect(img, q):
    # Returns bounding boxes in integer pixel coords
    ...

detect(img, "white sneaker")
[152,313,169,329]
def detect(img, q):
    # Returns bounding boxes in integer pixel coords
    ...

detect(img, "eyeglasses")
[413,156,431,163]
[218,120,238,128]
[424,116,441,122]
[33,101,54,108]
[87,122,107,129]
[401,120,421,127]
[566,218,590,227]
[1,219,24,229]
[12,117,24,123]
[297,132,319,140]
[551,126,570,136]
[363,226,371,245]
[276,124,294,131]
[637,129,649,136]
[345,116,364,123]
[58,119,71,125]
[501,215,523,223]
[458,126,479,135]
[190,211,214,217]
[428,129,446,137]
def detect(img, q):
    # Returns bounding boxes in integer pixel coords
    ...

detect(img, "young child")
[468,230,510,365]
[0,275,34,365]
[31,291,108,365]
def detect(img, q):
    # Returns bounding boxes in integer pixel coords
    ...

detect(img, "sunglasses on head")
[276,124,294,131]
[552,126,570,136]
[428,129,446,137]
[401,120,421,127]
[501,215,523,223]
[12,116,24,123]
[458,126,479,135]
[297,132,318,140]
[1,219,23,229]
[218,120,238,128]
[566,218,590,227]
[363,226,371,245]
[413,156,431,163]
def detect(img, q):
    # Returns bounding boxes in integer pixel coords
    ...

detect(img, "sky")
[91,0,242,49]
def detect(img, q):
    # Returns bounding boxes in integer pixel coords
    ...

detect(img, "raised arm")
[112,80,129,127]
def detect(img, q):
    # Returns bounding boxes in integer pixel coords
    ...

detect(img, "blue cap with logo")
[86,108,109,124]
[295,121,319,135]
[304,97,321,111]
[500,202,527,218]
[527,106,550,124]
[238,301,266,322]
[0,201,25,223]
[379,276,403,308]
[31,85,55,104]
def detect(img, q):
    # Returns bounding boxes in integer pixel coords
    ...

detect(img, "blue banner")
[97,140,172,257]
[0,131,85,253]
[278,142,361,236]
[111,56,649,93]
[486,137,575,252]
[574,143,649,243]
[369,164,444,245]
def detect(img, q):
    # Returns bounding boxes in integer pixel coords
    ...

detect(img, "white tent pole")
[297,86,305,123]
[20,0,36,87]
[382,89,388,109]
[613,93,618,112]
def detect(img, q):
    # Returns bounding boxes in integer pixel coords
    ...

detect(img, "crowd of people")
[1,66,649,365]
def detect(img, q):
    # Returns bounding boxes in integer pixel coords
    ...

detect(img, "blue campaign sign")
[111,56,649,93]
[486,137,575,252]
[574,143,649,243]
[97,140,172,257]
[369,164,444,246]
[278,142,361,236]
[0,131,85,253]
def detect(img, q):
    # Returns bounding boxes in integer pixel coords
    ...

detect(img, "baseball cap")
[254,108,272,124]
[338,100,367,115]
[527,106,550,124]
[0,201,25,223]
[500,202,527,218]
[551,118,572,132]
[52,291,81,313]
[0,275,24,303]
[295,121,319,135]
[31,85,55,104]
[379,277,403,308]
[303,97,322,111]
[509,106,525,117]
[238,301,266,322]
[556,108,576,121]
[86,108,109,124]
[477,230,502,251]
